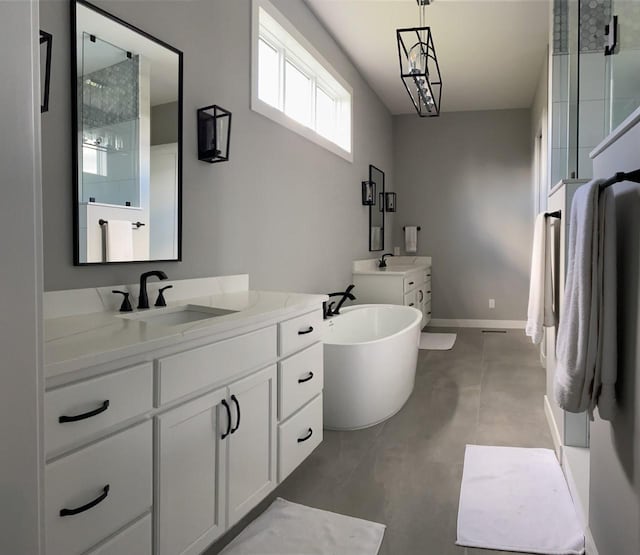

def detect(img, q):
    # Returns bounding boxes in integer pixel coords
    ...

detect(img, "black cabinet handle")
[427,274,431,277]
[297,428,313,443]
[427,290,431,294]
[230,395,240,434]
[298,327,314,335]
[60,485,110,516]
[298,372,314,384]
[221,399,232,439]
[59,400,110,423]
[408,281,414,285]
[428,311,432,315]
[409,303,415,307]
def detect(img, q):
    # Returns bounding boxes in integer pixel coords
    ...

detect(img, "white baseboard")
[544,395,563,460]
[429,318,526,329]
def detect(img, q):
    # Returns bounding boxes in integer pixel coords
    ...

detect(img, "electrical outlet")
[489,299,495,309]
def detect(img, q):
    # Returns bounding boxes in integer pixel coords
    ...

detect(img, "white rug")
[220,498,386,555]
[457,445,585,555]
[419,332,457,350]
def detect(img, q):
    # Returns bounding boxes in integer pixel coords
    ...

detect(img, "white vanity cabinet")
[352,257,432,327]
[156,387,228,555]
[44,294,324,555]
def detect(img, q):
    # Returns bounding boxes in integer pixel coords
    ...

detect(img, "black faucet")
[324,284,356,318]
[378,253,394,268]
[138,270,168,309]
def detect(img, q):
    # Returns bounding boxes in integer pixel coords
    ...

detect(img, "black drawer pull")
[427,291,431,294]
[230,395,241,433]
[409,303,415,307]
[60,485,110,516]
[297,428,313,443]
[221,399,232,439]
[427,274,431,277]
[408,281,414,285]
[298,326,314,335]
[428,311,432,315]
[59,400,110,423]
[298,372,314,384]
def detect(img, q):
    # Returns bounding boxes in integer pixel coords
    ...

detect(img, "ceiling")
[305,0,550,114]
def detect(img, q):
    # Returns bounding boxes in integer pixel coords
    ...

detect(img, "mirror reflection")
[369,165,385,251]
[74,0,182,264]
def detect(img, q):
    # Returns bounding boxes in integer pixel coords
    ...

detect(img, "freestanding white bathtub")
[323,304,423,430]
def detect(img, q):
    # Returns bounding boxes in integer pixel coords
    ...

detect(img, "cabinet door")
[227,365,277,527]
[156,388,228,555]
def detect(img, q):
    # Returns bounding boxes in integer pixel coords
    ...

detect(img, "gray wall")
[151,101,179,146]
[40,0,393,293]
[589,118,640,555]
[0,1,44,553]
[393,109,533,321]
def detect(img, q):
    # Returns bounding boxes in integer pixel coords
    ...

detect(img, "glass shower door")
[605,1,640,132]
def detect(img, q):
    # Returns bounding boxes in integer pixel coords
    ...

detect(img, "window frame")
[251,0,354,162]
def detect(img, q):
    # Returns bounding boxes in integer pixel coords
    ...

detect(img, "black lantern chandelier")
[396,0,442,117]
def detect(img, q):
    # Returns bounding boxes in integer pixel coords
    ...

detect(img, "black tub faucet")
[378,253,394,268]
[324,284,356,318]
[138,270,168,309]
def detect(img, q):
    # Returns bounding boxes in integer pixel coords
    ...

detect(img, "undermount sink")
[119,304,238,326]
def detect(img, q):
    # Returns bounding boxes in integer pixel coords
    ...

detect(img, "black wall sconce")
[197,104,232,163]
[362,181,376,205]
[385,192,397,212]
[40,30,53,113]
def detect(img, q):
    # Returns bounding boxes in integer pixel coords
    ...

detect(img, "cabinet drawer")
[279,343,323,421]
[45,421,152,555]
[404,289,417,308]
[45,363,152,457]
[403,272,422,293]
[278,310,323,358]
[157,326,277,405]
[278,394,323,482]
[86,513,151,555]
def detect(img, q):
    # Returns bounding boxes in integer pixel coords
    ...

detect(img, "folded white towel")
[104,220,134,262]
[526,213,555,344]
[405,226,418,253]
[554,179,617,420]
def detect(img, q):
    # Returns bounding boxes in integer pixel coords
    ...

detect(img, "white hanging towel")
[525,213,555,344]
[104,220,134,262]
[554,179,617,420]
[404,226,418,253]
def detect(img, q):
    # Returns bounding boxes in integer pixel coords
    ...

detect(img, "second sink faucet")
[138,270,168,309]
[378,253,394,268]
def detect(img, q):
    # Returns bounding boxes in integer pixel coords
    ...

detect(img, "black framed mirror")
[368,165,385,251]
[72,0,183,264]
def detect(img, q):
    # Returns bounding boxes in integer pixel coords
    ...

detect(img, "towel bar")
[600,169,640,188]
[99,219,145,229]
[402,226,421,231]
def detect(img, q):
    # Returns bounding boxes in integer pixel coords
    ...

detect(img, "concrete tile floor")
[207,328,553,555]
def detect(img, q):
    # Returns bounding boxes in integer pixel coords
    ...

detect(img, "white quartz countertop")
[352,264,428,276]
[45,289,327,378]
[352,256,431,276]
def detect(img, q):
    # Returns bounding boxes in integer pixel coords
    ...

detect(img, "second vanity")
[43,275,326,555]
[352,256,432,327]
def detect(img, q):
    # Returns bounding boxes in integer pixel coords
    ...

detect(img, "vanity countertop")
[45,288,327,379]
[352,256,431,276]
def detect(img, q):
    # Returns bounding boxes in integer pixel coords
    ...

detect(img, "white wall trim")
[590,104,640,159]
[544,395,563,460]
[430,318,526,329]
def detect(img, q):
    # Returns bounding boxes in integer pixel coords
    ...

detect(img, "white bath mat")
[419,332,457,350]
[457,445,585,554]
[220,498,386,555]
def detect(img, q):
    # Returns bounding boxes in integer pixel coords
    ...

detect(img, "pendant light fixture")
[396,0,442,117]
